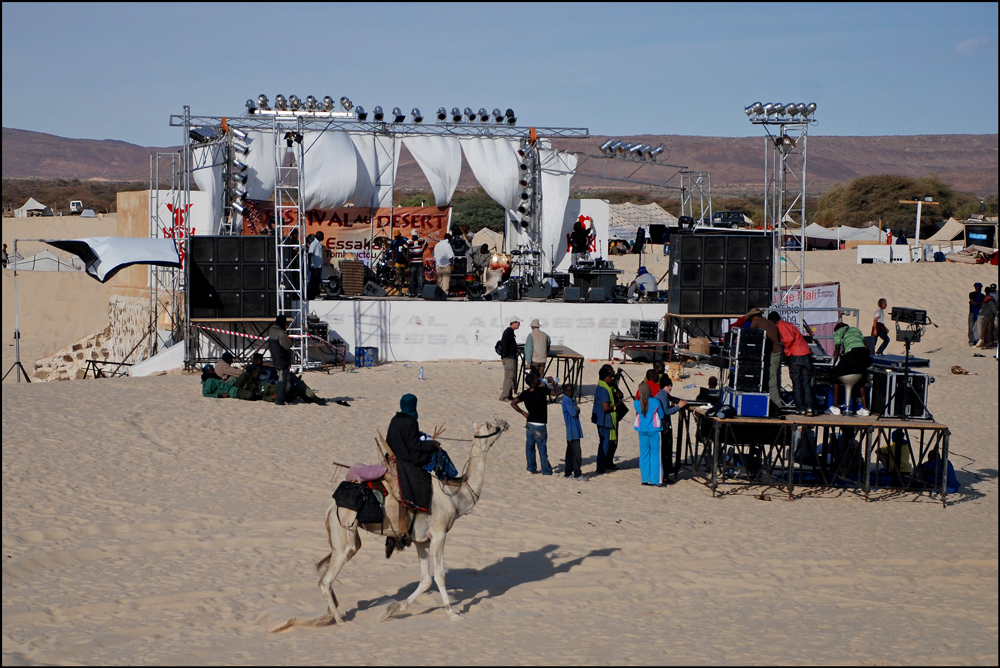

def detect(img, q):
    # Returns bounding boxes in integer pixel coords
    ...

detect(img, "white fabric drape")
[301,130,358,210]
[401,136,462,206]
[241,131,277,201]
[460,137,522,211]
[538,149,577,274]
[190,143,225,234]
[350,133,400,208]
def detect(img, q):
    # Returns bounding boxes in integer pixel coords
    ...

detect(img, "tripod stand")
[883,321,933,421]
[2,240,30,383]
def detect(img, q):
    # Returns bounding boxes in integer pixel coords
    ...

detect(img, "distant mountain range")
[3,127,996,196]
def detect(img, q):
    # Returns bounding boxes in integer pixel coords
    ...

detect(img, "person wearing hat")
[391,229,409,291]
[386,394,456,512]
[522,318,550,377]
[267,315,293,405]
[969,282,985,346]
[498,316,522,401]
[406,229,428,297]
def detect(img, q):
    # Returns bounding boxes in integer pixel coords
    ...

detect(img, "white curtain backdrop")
[241,131,277,201]
[350,133,400,208]
[539,149,578,274]
[190,143,225,234]
[401,136,462,206]
[301,130,358,210]
[460,137,522,211]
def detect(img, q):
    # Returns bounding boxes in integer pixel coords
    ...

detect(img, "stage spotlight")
[283,131,303,147]
[609,140,623,153]
[230,127,249,141]
[464,107,476,122]
[436,107,448,121]
[373,105,384,121]
[451,107,462,122]
[232,159,248,173]
[641,143,654,156]
[257,94,270,111]
[751,101,763,114]
[232,200,246,215]
[323,96,335,112]
[599,139,615,154]
[392,107,405,123]
[519,171,533,187]
[233,140,250,156]
[230,171,248,185]
[516,200,532,214]
[355,106,367,121]
[773,103,785,116]
[232,185,248,200]
[628,143,643,155]
[505,108,516,125]
[275,95,287,111]
[618,142,633,154]
[189,127,218,143]
[786,103,800,118]
[478,107,490,122]
[245,99,257,114]
[517,144,530,157]
[519,160,530,171]
[305,95,317,111]
[340,96,353,111]
[411,108,423,123]
[288,95,301,111]
[782,135,797,149]
[744,105,754,116]
[520,187,532,200]
[649,144,665,158]
[492,108,504,123]
[803,102,817,118]
[762,103,774,116]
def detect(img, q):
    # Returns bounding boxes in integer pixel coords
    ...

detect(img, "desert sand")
[2,234,998,664]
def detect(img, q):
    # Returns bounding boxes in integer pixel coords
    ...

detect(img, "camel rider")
[385,394,458,513]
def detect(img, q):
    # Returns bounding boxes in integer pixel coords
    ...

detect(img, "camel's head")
[473,418,508,452]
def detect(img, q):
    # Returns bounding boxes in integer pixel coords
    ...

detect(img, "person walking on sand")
[561,383,584,479]
[872,298,890,355]
[510,370,558,475]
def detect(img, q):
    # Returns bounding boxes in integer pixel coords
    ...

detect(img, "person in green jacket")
[201,365,237,398]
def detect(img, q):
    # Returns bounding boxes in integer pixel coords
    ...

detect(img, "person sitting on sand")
[215,352,243,382]
[201,365,237,398]
[248,352,330,406]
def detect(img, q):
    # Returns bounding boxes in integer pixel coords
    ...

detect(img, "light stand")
[2,240,31,383]
[886,307,936,421]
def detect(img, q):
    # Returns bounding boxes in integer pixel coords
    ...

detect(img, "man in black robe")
[385,394,455,512]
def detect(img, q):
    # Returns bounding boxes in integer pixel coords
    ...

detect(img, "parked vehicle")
[698,210,749,229]
[69,200,84,215]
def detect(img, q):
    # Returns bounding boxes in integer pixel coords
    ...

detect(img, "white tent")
[803,223,885,248]
[44,237,181,283]
[926,217,967,243]
[608,202,677,240]
[14,197,51,218]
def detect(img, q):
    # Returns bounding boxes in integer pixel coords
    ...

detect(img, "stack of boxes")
[721,327,769,417]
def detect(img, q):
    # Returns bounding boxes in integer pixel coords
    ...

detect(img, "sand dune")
[2,246,998,665]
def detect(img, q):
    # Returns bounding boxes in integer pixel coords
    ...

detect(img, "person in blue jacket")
[634,382,686,486]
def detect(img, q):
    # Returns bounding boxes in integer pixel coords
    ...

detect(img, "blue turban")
[400,393,418,419]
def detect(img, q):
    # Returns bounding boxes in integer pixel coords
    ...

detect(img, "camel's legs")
[380,540,434,621]
[428,532,461,619]
[319,523,361,623]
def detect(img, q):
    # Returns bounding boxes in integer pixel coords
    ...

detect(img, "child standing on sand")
[561,384,584,479]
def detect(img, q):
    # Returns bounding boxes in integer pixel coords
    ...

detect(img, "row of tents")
[11,198,96,218]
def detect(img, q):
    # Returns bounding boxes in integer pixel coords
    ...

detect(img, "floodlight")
[773,103,785,116]
[619,142,633,154]
[762,103,774,116]
[649,144,665,158]
[803,102,817,118]
[786,103,800,118]
[478,107,490,122]
[288,95,301,111]
[744,105,754,116]
[232,159,248,173]
[519,160,530,171]
[323,96,335,111]
[411,108,423,123]
[233,140,250,156]
[628,143,643,154]
[355,106,367,121]
[436,107,448,121]
[305,95,318,111]
[464,107,476,122]
[232,186,248,201]
[275,95,287,111]
[599,139,615,153]
[231,201,246,215]
[505,108,516,125]
[189,127,218,143]
[245,99,257,114]
[492,108,504,123]
[520,187,533,200]
[373,105,384,121]
[782,135,796,149]
[230,127,249,141]
[257,94,270,111]
[519,172,532,187]
[451,107,462,122]
[230,171,248,185]
[609,140,623,153]
[340,96,353,111]
[392,107,405,123]
[751,101,763,114]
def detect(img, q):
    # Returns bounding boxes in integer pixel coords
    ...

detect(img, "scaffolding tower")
[272,116,308,370]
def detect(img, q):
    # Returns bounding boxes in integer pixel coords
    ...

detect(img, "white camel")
[271,418,508,630]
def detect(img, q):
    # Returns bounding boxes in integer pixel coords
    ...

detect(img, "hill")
[3,126,996,199]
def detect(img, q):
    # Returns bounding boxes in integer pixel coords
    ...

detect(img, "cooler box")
[721,387,769,417]
[354,346,378,368]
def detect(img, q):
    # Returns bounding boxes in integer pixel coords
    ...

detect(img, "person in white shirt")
[872,297,889,355]
[308,231,325,300]
[434,234,455,293]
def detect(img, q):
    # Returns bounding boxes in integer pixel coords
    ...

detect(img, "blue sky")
[2,2,997,147]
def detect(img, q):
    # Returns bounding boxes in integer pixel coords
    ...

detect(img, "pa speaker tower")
[667,231,773,315]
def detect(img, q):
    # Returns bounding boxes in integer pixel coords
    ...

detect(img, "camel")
[270,418,508,631]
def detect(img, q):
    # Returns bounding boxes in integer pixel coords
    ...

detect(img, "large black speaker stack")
[189,236,278,319]
[725,327,766,392]
[667,231,773,315]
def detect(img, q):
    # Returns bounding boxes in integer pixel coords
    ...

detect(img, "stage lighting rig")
[189,126,219,143]
[746,101,816,124]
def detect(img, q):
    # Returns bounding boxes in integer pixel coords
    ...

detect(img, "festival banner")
[776,282,842,354]
[241,201,451,262]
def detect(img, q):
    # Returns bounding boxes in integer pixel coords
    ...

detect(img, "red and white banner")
[776,282,842,355]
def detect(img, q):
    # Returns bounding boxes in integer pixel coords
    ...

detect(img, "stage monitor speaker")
[421,284,447,300]
[667,231,773,315]
[485,286,509,302]
[526,283,554,299]
[364,281,387,297]
[563,286,581,302]
[587,287,607,303]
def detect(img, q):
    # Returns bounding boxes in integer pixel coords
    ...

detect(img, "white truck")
[69,200,84,215]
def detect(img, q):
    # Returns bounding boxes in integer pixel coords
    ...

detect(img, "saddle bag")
[333,480,385,524]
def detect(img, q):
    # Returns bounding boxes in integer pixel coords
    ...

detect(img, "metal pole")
[915,200,923,248]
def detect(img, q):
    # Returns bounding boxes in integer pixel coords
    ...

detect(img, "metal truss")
[148,152,184,360]
[679,171,712,222]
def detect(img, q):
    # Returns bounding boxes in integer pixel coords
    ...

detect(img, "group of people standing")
[969,281,998,350]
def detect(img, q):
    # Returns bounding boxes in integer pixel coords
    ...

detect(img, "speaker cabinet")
[587,287,607,303]
[667,231,773,315]
[422,284,447,300]
[526,283,554,299]
[364,281,387,297]
[563,286,581,302]
[485,286,509,302]
[188,236,279,319]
